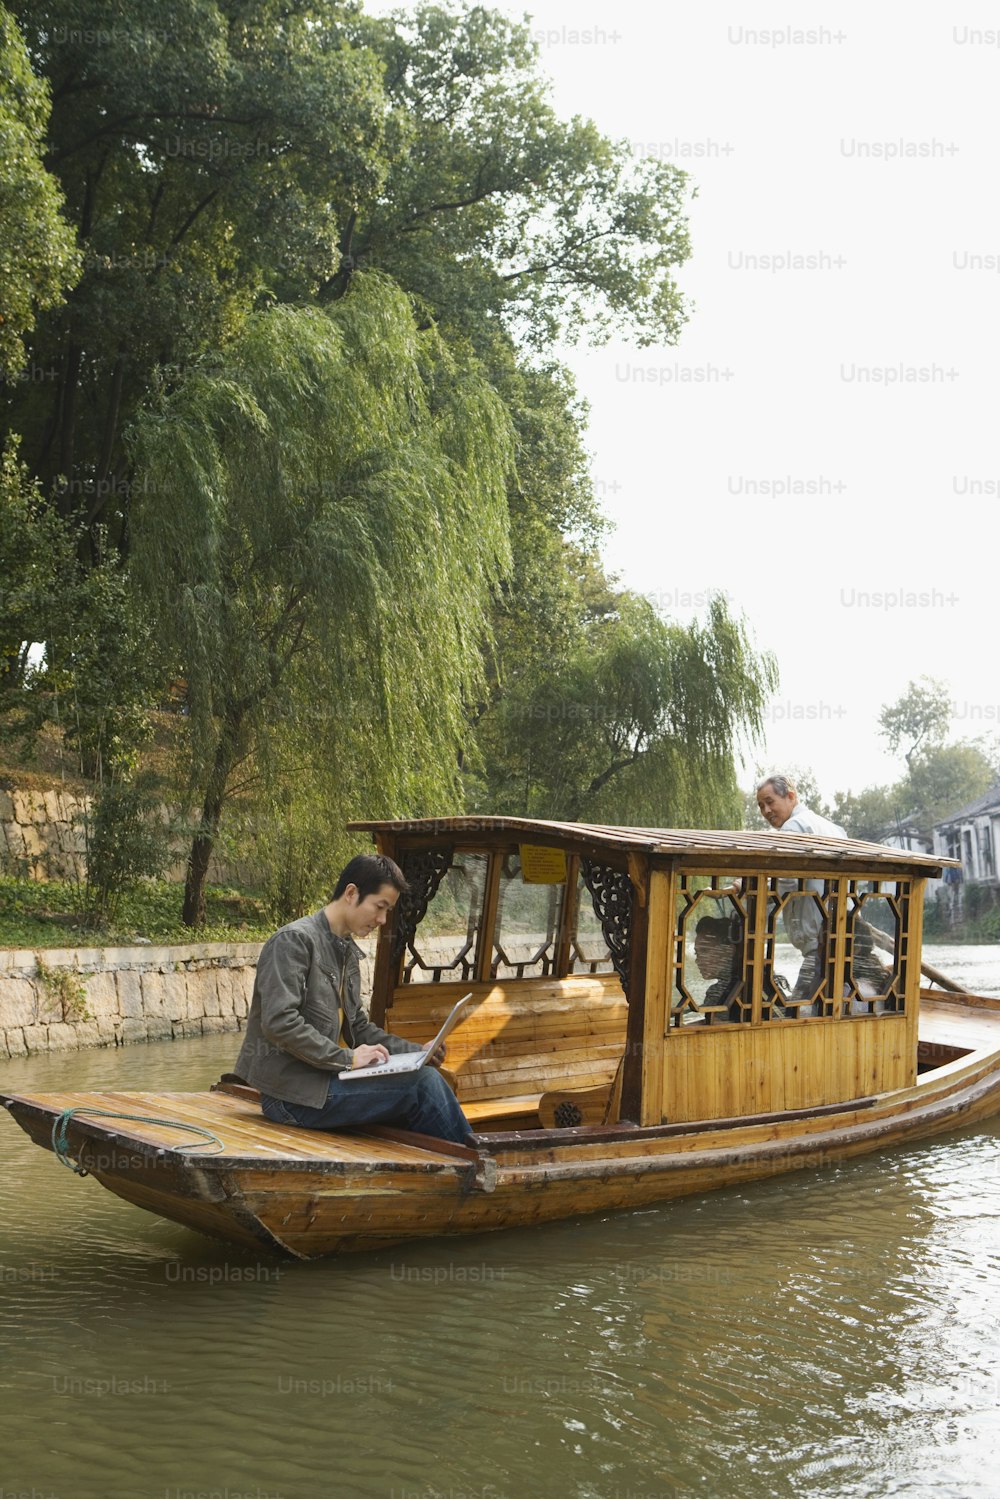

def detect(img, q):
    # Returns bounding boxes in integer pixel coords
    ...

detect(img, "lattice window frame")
[842,879,910,1016]
[671,875,750,1028]
[396,847,489,986]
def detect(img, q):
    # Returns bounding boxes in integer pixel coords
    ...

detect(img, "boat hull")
[5,1034,1000,1258]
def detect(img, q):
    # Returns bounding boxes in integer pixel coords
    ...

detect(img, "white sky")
[368,0,1000,800]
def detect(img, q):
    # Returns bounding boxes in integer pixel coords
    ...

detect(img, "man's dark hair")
[332,853,409,902]
[695,915,738,944]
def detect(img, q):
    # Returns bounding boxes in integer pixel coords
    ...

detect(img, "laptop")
[340,992,475,1080]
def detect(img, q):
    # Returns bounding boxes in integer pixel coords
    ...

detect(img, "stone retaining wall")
[0,942,261,1059]
[0,786,85,880]
[0,940,379,1060]
[0,782,252,884]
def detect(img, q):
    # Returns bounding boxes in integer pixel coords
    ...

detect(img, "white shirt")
[778,803,846,952]
[780,804,847,841]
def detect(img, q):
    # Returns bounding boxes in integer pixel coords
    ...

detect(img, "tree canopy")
[130,273,514,922]
[0,3,79,377]
[5,0,692,551]
[473,584,776,826]
[341,4,691,351]
[832,680,996,842]
[878,676,952,769]
[2,0,779,923]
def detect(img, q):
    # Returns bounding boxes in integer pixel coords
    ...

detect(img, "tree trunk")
[181,816,219,928]
[89,353,125,528]
[55,342,81,508]
[181,726,240,926]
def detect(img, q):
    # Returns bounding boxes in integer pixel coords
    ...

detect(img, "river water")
[2,946,1000,1499]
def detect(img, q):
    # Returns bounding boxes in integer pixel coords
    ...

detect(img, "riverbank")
[923,909,1000,944]
[0,941,262,1059]
[0,935,380,1060]
[0,875,275,950]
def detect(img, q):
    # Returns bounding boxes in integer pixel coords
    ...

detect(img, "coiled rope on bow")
[51,1107,225,1176]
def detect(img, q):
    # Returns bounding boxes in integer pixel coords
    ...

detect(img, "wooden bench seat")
[462,1094,545,1129]
[383,974,628,1131]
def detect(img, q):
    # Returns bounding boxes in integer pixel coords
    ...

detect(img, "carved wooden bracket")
[580,858,634,997]
[391,846,454,965]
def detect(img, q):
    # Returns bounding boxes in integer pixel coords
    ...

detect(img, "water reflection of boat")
[4,817,1000,1260]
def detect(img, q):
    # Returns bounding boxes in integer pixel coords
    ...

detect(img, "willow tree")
[472,590,777,827]
[130,274,513,925]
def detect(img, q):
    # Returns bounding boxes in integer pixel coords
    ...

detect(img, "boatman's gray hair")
[757,773,795,797]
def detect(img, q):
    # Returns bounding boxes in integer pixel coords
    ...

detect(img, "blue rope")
[51,1107,226,1176]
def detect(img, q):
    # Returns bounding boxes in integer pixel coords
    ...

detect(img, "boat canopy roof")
[348,816,953,876]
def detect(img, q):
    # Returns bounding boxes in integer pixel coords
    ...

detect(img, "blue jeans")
[261,1067,475,1146]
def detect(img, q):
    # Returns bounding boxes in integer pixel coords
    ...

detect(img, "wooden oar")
[862,920,969,994]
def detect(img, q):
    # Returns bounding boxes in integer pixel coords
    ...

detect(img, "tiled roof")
[934,783,1000,828]
[349,815,952,871]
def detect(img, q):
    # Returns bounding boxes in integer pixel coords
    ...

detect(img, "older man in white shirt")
[756,774,847,1011]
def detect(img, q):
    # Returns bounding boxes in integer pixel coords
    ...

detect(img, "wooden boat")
[4,816,1000,1260]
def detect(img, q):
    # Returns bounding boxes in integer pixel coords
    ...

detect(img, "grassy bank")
[923,902,1000,944]
[0,877,276,950]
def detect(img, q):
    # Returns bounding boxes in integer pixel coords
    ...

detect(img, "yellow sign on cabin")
[519,844,567,884]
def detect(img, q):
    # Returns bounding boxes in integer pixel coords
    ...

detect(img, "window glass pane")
[491,851,564,979]
[672,876,751,1026]
[402,851,488,984]
[845,883,906,1015]
[773,887,827,1019]
[568,870,615,976]
[767,883,831,1017]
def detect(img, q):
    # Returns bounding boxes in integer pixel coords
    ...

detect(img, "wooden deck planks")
[10,1090,469,1167]
[919,999,1000,1050]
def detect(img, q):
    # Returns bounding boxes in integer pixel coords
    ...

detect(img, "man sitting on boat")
[233,854,475,1146]
[757,774,847,1012]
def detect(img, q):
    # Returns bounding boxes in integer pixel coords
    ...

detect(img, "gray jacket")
[234,910,420,1108]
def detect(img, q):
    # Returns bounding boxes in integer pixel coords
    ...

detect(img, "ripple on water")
[4,1034,1000,1496]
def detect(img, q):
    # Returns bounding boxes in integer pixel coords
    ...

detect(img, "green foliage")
[0,436,158,778]
[878,676,951,767]
[5,0,692,552]
[834,682,996,841]
[830,783,900,842]
[34,951,90,1019]
[473,588,777,824]
[130,273,515,922]
[348,3,692,351]
[75,772,173,927]
[0,435,74,693]
[969,907,1000,942]
[6,0,387,534]
[963,880,1000,924]
[927,882,1000,943]
[0,4,80,377]
[1,0,757,892]
[907,744,993,828]
[0,874,274,948]
[228,761,365,926]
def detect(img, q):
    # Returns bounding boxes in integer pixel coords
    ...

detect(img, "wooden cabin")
[11,815,995,1261]
[352,817,939,1132]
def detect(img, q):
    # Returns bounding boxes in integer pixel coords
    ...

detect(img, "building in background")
[932,785,1000,924]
